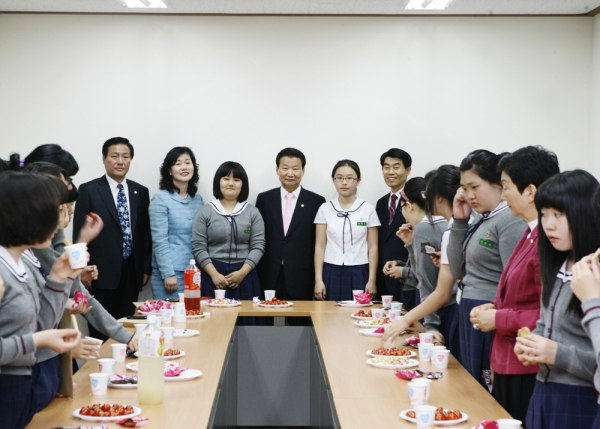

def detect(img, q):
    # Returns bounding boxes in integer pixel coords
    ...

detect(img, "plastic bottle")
[137,315,165,405]
[184,259,201,311]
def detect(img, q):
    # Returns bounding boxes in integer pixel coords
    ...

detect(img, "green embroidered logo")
[244,229,251,234]
[479,238,495,249]
[357,222,367,226]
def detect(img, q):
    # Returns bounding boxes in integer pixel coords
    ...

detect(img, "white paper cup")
[430,346,446,364]
[352,290,362,302]
[90,372,109,396]
[160,308,173,325]
[410,378,432,401]
[134,324,147,336]
[173,302,186,322]
[391,302,403,312]
[381,295,393,309]
[264,290,276,301]
[414,405,437,429]
[388,310,402,321]
[419,332,434,344]
[434,349,451,368]
[110,343,127,362]
[372,308,385,320]
[97,358,116,374]
[497,419,523,429]
[408,381,428,406]
[161,327,175,344]
[418,343,432,362]
[64,243,87,269]
[214,289,226,300]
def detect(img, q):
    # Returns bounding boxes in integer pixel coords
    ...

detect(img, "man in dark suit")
[73,137,151,341]
[256,148,325,301]
[376,148,419,311]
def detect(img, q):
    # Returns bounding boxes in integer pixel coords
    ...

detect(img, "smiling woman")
[149,147,204,300]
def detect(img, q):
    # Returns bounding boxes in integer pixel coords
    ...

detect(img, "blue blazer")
[149,189,204,279]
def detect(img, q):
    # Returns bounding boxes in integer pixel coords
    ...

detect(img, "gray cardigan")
[580,297,600,399]
[192,202,265,270]
[31,247,133,363]
[405,216,451,332]
[447,204,526,302]
[533,276,595,386]
[0,259,67,375]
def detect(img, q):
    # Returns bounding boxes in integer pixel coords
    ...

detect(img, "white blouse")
[314,198,380,266]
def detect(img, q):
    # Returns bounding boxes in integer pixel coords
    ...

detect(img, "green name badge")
[244,228,251,234]
[479,238,495,249]
[357,222,367,226]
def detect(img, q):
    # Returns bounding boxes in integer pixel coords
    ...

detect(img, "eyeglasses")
[334,176,358,183]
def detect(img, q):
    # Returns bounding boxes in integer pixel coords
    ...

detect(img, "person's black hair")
[535,170,600,316]
[102,137,134,159]
[498,146,560,193]
[22,162,69,204]
[0,159,10,174]
[400,177,430,223]
[459,149,507,186]
[0,172,62,247]
[212,161,249,202]
[159,147,200,197]
[331,159,361,180]
[9,144,79,177]
[276,148,306,168]
[379,148,412,168]
[424,165,460,216]
[67,184,79,204]
[22,161,65,179]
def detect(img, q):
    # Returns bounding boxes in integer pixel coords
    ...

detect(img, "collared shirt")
[527,219,538,239]
[0,246,27,283]
[105,174,130,215]
[280,186,301,214]
[388,189,402,209]
[314,197,381,266]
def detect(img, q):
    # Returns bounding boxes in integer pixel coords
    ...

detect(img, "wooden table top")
[27,301,512,428]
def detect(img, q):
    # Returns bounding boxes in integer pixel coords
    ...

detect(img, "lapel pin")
[134,191,137,194]
[485,232,491,238]
[301,204,304,207]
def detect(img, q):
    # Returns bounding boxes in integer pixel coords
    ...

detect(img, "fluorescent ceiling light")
[405,0,454,10]
[119,0,167,8]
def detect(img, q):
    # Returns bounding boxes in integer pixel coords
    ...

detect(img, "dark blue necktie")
[117,184,133,259]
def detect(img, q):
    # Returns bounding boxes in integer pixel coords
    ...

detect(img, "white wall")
[0,14,594,214]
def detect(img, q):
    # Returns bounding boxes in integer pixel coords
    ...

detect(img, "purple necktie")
[389,194,398,225]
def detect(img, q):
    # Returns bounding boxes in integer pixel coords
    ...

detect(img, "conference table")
[26,301,512,428]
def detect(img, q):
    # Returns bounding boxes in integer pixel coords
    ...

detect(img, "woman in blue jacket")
[149,147,204,300]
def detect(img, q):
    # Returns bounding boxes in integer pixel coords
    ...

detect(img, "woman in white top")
[314,160,380,301]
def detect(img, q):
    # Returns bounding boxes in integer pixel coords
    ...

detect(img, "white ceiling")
[1,0,599,15]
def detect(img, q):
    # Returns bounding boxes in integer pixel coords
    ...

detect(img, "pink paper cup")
[110,343,127,362]
[434,349,450,369]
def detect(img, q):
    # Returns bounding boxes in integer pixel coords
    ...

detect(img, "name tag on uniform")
[479,238,495,249]
[244,228,251,234]
[357,221,367,226]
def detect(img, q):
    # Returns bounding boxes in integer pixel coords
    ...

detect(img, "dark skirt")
[201,259,261,300]
[31,356,62,414]
[526,380,598,429]
[592,403,600,429]
[323,263,369,302]
[438,303,459,362]
[458,297,494,386]
[384,281,420,311]
[493,372,537,428]
[0,373,33,429]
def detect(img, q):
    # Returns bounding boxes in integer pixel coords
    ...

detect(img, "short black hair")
[67,184,79,204]
[22,162,69,204]
[212,161,249,202]
[331,159,361,180]
[10,144,79,177]
[498,146,559,193]
[102,137,134,159]
[401,177,427,209]
[159,147,200,197]
[276,148,306,168]
[459,149,507,186]
[0,172,62,247]
[424,164,460,216]
[380,148,412,168]
[535,170,600,316]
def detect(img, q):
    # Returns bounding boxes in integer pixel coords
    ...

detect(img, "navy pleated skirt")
[323,262,369,302]
[438,303,459,362]
[526,380,598,429]
[201,259,261,300]
[458,297,493,386]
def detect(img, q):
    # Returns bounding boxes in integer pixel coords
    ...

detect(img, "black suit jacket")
[255,187,325,300]
[73,176,152,291]
[376,193,409,296]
